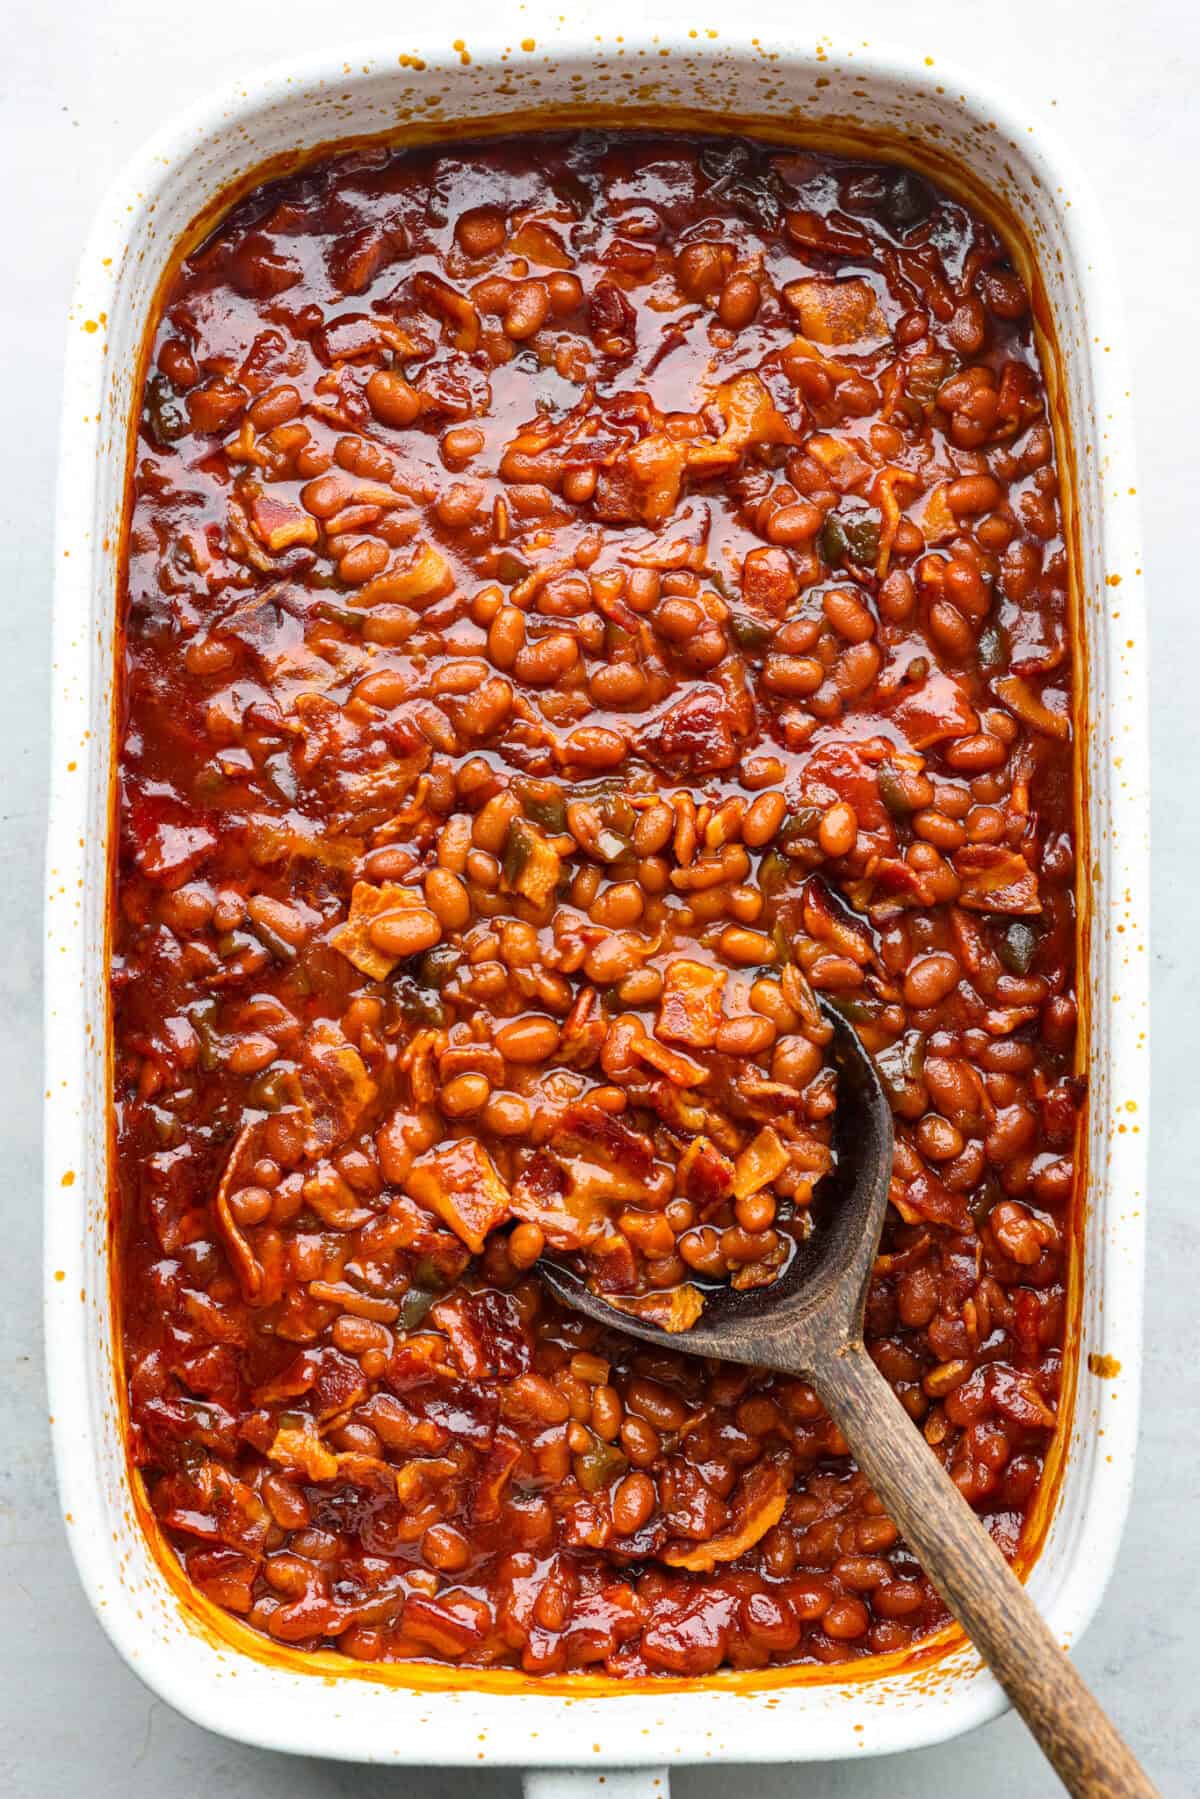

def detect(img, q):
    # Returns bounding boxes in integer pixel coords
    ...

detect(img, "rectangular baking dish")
[45,24,1149,1783]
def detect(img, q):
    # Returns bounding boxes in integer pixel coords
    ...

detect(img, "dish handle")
[524,1770,669,1799]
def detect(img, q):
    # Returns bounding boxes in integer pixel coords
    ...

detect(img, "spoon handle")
[807,1338,1156,1797]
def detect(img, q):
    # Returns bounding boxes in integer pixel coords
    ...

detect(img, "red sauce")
[114,131,1079,1676]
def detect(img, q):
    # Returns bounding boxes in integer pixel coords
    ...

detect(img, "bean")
[504,1371,570,1425]
[514,632,578,685]
[247,894,311,948]
[903,951,960,1008]
[929,599,975,658]
[717,271,761,328]
[367,907,441,958]
[504,280,549,340]
[823,588,875,642]
[715,1014,776,1056]
[565,725,628,768]
[547,272,585,314]
[772,1035,823,1089]
[620,1415,662,1467]
[879,568,916,622]
[456,207,506,258]
[228,1033,278,1075]
[248,384,301,430]
[424,1523,472,1572]
[719,926,776,967]
[767,501,821,545]
[483,1092,531,1136]
[945,732,1007,773]
[441,1072,491,1117]
[442,424,484,468]
[743,790,786,847]
[590,662,647,706]
[625,1379,689,1433]
[762,654,824,697]
[590,882,645,928]
[229,1185,272,1227]
[612,1472,657,1534]
[366,370,421,428]
[818,802,858,858]
[508,1222,545,1270]
[495,1016,561,1063]
[424,867,471,931]
[591,1385,623,1440]
[823,1596,869,1640]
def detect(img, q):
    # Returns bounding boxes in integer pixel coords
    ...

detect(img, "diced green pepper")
[496,551,530,586]
[573,1437,629,1493]
[779,806,822,845]
[514,777,568,833]
[758,848,789,893]
[417,945,461,990]
[818,515,849,566]
[730,611,773,651]
[978,623,1011,673]
[144,373,187,447]
[392,975,445,1027]
[502,817,536,888]
[878,764,917,818]
[998,919,1039,975]
[845,517,881,565]
[397,1285,437,1329]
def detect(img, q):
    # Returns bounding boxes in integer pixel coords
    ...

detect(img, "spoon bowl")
[538,996,894,1372]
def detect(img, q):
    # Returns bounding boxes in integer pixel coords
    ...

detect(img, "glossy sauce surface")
[114,131,1079,1676]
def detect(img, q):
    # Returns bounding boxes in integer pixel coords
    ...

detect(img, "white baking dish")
[44,24,1149,1792]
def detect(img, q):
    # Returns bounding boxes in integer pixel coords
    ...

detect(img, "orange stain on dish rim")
[1087,1353,1122,1379]
[61,1170,76,1186]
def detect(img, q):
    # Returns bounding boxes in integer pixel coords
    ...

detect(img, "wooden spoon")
[538,1000,1156,1797]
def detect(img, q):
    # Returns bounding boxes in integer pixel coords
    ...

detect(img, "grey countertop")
[3,1,1197,1793]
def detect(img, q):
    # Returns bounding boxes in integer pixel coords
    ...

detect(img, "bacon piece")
[688,372,797,472]
[331,880,426,979]
[732,1127,789,1201]
[661,1461,788,1570]
[893,1166,973,1234]
[406,1139,513,1254]
[954,846,1042,915]
[783,278,888,347]
[677,1135,736,1212]
[638,685,739,777]
[249,494,319,553]
[625,433,688,523]
[891,672,979,750]
[300,1019,377,1150]
[608,1284,706,1334]
[350,542,453,609]
[656,958,726,1050]
[266,1413,339,1482]
[213,1121,266,1300]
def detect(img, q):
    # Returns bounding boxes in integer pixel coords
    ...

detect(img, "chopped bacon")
[661,1461,789,1570]
[638,685,739,776]
[406,1139,513,1254]
[954,846,1042,915]
[656,958,727,1050]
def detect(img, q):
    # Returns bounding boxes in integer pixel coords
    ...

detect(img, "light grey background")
[3,1,1196,1794]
